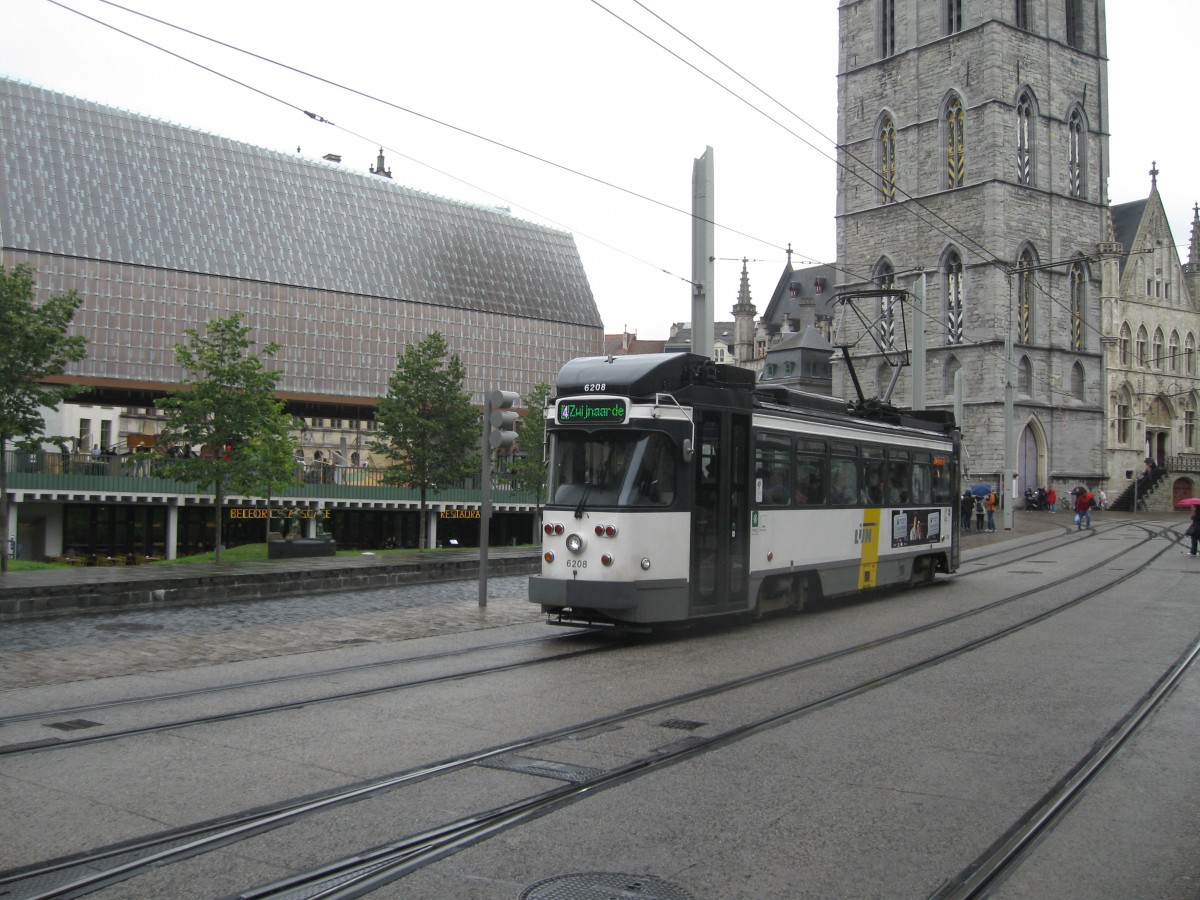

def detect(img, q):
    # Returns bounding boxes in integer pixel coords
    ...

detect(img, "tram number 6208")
[566,559,588,569]
[583,383,606,392]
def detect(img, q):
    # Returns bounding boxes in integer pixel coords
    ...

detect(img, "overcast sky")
[3,0,1194,340]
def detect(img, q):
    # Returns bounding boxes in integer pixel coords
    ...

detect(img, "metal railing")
[1165,455,1200,474]
[4,449,539,505]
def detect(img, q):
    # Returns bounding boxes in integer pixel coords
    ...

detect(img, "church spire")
[732,258,757,366]
[1187,203,1200,272]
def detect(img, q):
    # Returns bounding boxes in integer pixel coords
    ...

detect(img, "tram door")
[690,408,750,613]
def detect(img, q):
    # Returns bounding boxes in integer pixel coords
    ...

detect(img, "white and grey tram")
[529,353,961,628]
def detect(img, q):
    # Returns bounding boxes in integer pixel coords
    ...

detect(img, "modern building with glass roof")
[0,76,604,560]
[1,77,603,408]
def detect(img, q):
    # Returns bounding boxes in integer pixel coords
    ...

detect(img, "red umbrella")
[1176,497,1200,507]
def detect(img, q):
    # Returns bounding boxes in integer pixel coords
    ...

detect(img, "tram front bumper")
[528,575,687,611]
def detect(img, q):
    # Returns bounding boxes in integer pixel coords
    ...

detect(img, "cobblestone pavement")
[0,511,1130,692]
[0,576,542,690]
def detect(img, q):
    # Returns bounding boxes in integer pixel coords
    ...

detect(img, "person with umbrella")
[1180,497,1200,556]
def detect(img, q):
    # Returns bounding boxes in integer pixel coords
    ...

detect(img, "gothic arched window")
[1067,108,1086,198]
[1170,331,1181,372]
[1065,0,1083,48]
[1071,361,1086,400]
[1015,0,1031,30]
[1016,248,1035,343]
[1115,385,1133,444]
[1152,328,1165,370]
[1136,326,1148,367]
[945,95,966,188]
[1187,334,1197,375]
[1018,355,1033,396]
[945,250,964,344]
[1119,323,1132,366]
[1016,92,1034,186]
[947,0,963,34]
[1069,261,1085,350]
[880,0,896,57]
[875,260,897,350]
[943,355,961,397]
[878,115,898,203]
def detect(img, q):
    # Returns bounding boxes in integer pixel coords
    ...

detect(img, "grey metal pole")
[478,393,492,607]
[912,273,926,410]
[1003,277,1015,530]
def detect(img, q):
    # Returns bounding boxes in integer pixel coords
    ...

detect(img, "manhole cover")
[520,872,693,899]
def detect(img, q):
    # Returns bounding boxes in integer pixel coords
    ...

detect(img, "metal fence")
[4,449,538,505]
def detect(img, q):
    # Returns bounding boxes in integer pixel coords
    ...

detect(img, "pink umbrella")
[1176,497,1200,507]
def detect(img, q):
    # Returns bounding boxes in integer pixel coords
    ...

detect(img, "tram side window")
[911,453,933,505]
[861,446,886,505]
[931,454,953,504]
[829,441,859,504]
[794,438,826,505]
[887,450,911,506]
[755,432,792,506]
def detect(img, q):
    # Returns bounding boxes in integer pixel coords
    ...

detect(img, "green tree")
[372,332,479,549]
[0,265,88,573]
[510,381,551,502]
[157,315,297,563]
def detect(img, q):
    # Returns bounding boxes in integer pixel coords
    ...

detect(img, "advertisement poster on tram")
[891,509,941,547]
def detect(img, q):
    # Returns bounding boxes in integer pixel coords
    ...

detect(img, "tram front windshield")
[548,430,677,508]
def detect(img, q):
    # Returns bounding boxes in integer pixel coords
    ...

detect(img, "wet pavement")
[0,510,1156,691]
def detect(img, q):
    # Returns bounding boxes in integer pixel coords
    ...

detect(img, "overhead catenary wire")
[37,0,1196,405]
[56,0,817,284]
[44,2,1116,405]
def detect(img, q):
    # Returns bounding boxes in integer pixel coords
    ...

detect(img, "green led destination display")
[556,397,629,424]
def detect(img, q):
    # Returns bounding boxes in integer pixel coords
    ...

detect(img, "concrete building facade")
[1,77,603,559]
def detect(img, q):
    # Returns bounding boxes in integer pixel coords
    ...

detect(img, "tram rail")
[1,522,1186,898]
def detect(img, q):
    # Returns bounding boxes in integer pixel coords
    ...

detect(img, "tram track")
[931,633,1200,899]
[0,636,608,756]
[0,631,591,729]
[0,521,1171,759]
[1,521,1185,898]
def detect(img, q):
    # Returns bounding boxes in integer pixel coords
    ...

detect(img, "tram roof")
[555,353,755,400]
[556,352,958,437]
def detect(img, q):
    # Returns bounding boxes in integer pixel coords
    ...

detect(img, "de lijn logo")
[560,401,626,421]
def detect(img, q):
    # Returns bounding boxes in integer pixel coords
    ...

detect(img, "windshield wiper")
[574,484,593,519]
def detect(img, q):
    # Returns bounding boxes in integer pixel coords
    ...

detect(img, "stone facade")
[1102,185,1200,504]
[834,0,1111,494]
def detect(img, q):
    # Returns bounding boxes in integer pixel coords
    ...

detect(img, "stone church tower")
[833,0,1110,493]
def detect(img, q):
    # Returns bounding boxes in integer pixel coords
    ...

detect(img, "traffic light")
[488,390,520,450]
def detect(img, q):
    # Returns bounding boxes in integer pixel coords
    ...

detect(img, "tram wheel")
[910,556,936,586]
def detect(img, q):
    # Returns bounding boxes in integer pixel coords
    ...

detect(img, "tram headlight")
[565,533,585,554]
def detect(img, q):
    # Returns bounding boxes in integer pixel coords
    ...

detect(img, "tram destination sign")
[556,397,629,425]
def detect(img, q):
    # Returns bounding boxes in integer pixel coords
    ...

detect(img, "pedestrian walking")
[1045,485,1057,513]
[1073,487,1092,530]
[1186,504,1199,557]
